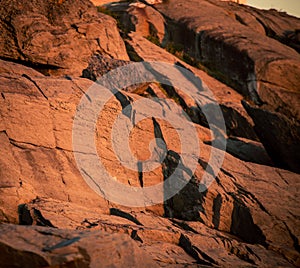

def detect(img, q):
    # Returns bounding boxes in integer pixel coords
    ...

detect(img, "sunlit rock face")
[0,0,299,267]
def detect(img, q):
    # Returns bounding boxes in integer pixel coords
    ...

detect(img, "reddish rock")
[0,223,158,267]
[0,59,299,266]
[155,0,300,120]
[125,32,258,140]
[105,1,166,44]
[0,0,129,76]
[0,0,299,267]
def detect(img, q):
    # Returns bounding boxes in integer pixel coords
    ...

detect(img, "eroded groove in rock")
[0,56,62,76]
[18,204,55,228]
[243,101,300,173]
[43,236,81,252]
[23,74,48,100]
[163,153,206,221]
[110,208,143,226]
[170,219,199,234]
[130,229,144,243]
[230,198,267,245]
[179,234,214,265]
[212,193,222,229]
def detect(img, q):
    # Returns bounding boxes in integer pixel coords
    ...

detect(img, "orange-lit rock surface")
[0,0,299,267]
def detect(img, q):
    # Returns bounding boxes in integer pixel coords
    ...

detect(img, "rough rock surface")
[125,32,258,141]
[106,1,167,44]
[0,0,129,76]
[82,53,130,81]
[243,101,300,173]
[107,0,300,173]
[155,0,300,120]
[0,59,299,267]
[0,223,158,267]
[0,0,299,267]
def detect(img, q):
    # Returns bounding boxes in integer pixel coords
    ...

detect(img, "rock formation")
[0,0,299,267]
[0,0,129,76]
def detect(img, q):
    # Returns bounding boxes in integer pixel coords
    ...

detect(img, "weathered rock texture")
[106,1,167,44]
[106,0,300,172]
[0,58,299,267]
[107,0,300,172]
[0,0,299,267]
[155,0,300,119]
[147,0,297,172]
[153,0,300,172]
[0,223,158,267]
[0,0,129,76]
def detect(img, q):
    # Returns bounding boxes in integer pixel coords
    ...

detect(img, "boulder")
[0,0,129,76]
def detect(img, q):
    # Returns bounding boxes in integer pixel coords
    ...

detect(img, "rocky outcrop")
[0,223,158,267]
[0,0,299,267]
[155,0,300,121]
[0,0,129,76]
[80,36,259,141]
[105,1,167,44]
[124,32,258,140]
[0,58,299,266]
[124,0,300,174]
